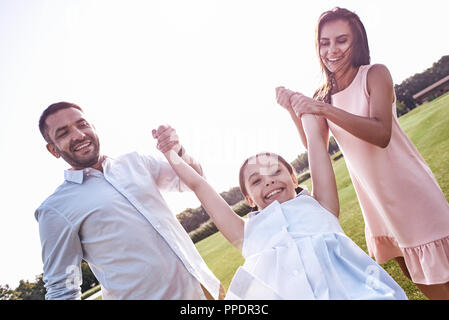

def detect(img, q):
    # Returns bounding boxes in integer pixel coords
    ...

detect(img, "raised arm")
[160,148,245,249]
[276,86,330,150]
[290,65,394,148]
[152,125,203,176]
[301,115,339,217]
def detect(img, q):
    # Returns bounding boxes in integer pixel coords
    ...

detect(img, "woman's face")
[319,19,354,74]
[243,155,298,210]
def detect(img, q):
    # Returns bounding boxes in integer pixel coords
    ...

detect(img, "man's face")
[45,108,101,170]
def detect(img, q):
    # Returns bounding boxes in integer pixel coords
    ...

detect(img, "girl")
[276,7,449,299]
[153,114,407,299]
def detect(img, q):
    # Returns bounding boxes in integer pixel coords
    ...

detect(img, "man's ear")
[245,195,256,208]
[46,143,60,159]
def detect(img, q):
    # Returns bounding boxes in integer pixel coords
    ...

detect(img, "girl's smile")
[243,158,298,210]
[264,187,285,200]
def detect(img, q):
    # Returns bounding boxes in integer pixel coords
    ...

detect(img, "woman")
[276,7,449,299]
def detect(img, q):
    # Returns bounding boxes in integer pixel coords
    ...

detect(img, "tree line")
[395,55,449,116]
[0,262,98,300]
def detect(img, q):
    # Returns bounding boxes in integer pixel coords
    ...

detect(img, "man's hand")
[152,125,182,155]
[152,124,204,179]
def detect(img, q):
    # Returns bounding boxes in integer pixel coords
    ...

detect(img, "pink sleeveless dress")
[329,64,449,285]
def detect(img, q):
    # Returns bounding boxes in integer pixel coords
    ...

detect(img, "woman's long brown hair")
[313,7,371,103]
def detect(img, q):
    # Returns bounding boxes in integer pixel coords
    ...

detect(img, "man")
[35,102,222,299]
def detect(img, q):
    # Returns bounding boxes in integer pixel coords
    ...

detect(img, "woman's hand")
[288,65,394,148]
[275,86,313,149]
[290,93,326,117]
[275,86,297,111]
[276,87,327,118]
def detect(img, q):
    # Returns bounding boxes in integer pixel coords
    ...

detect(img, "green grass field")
[195,92,449,300]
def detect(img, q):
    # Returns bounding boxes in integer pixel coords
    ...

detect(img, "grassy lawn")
[195,92,449,300]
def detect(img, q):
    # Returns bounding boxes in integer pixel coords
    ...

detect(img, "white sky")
[1,0,448,288]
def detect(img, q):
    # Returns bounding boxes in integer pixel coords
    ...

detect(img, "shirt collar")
[64,169,85,184]
[64,156,110,184]
[64,167,104,184]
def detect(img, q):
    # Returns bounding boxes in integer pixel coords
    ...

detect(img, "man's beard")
[56,135,101,169]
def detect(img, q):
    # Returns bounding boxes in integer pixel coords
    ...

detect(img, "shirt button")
[293,270,299,276]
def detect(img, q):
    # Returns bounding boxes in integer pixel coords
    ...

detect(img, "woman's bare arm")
[289,64,395,148]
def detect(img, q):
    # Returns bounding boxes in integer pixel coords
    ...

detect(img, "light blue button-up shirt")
[35,152,220,300]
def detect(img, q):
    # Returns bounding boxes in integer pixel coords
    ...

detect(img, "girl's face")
[243,155,298,210]
[319,19,354,74]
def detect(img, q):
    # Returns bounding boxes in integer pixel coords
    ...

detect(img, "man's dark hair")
[39,102,83,143]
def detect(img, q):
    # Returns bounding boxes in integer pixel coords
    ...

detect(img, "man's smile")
[71,139,93,152]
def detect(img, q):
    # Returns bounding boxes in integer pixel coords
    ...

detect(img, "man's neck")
[91,155,106,173]
[71,155,106,173]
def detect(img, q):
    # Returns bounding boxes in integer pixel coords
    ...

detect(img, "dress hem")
[367,235,449,285]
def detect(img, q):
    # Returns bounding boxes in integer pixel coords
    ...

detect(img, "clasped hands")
[275,86,324,117]
[151,88,321,154]
[152,125,182,155]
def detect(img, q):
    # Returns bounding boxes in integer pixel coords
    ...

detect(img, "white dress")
[225,191,407,300]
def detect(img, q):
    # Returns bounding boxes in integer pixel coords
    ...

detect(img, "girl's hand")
[276,87,311,149]
[152,125,182,155]
[275,86,297,111]
[290,93,324,117]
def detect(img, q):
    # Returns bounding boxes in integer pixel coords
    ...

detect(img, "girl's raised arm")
[162,149,245,249]
[276,86,330,150]
[301,114,340,217]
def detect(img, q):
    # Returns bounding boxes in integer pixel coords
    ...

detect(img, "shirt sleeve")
[35,206,83,300]
[139,152,191,192]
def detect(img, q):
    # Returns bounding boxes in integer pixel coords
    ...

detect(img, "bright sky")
[1,0,448,289]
